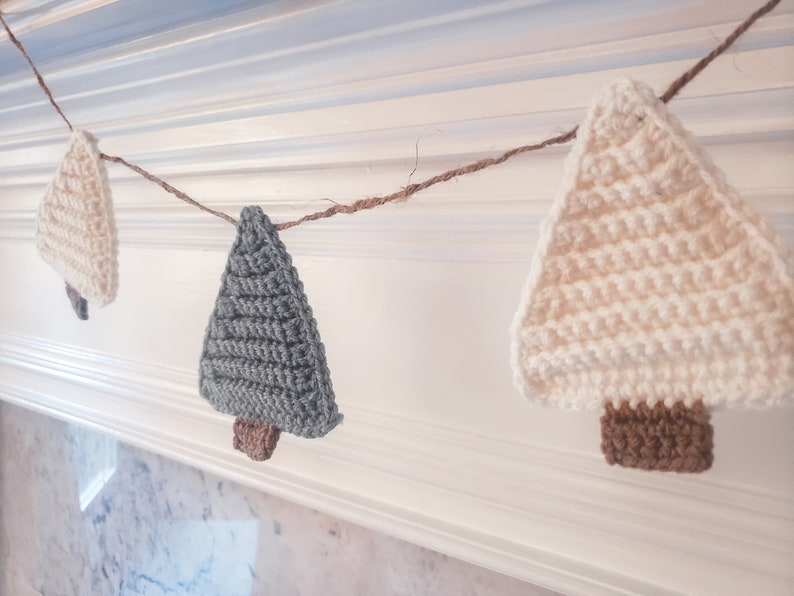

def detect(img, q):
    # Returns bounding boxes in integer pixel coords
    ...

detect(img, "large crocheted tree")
[511,78,794,473]
[36,129,118,319]
[199,206,343,461]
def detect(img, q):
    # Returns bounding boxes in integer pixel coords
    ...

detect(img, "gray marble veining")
[0,402,555,596]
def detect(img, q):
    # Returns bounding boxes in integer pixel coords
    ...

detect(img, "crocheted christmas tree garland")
[36,129,118,320]
[30,84,791,470]
[199,206,343,461]
[511,78,794,473]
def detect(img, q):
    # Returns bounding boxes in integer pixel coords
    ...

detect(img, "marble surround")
[0,402,554,595]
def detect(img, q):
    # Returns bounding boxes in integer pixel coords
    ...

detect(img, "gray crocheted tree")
[199,206,343,461]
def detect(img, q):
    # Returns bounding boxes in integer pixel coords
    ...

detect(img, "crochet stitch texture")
[199,206,343,439]
[510,78,794,413]
[601,400,714,473]
[36,129,118,306]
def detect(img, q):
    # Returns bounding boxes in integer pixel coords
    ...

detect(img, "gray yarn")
[199,206,342,439]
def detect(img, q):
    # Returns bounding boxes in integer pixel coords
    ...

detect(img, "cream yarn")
[36,129,118,306]
[510,78,794,412]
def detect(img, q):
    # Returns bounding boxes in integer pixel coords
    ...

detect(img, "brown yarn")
[659,0,782,104]
[65,283,88,320]
[0,12,74,131]
[232,417,281,461]
[98,153,238,225]
[600,401,714,473]
[1,0,781,229]
[275,127,579,231]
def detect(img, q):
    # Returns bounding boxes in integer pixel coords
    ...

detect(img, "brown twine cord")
[1,0,781,230]
[276,126,578,231]
[98,153,238,225]
[660,0,782,104]
[0,13,73,131]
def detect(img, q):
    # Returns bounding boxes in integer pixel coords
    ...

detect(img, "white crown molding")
[0,6,791,129]
[0,331,791,594]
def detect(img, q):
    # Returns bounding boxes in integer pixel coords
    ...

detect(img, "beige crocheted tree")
[36,129,118,319]
[511,78,794,473]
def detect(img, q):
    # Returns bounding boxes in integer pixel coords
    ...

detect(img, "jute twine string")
[0,12,74,132]
[97,153,237,225]
[0,0,782,230]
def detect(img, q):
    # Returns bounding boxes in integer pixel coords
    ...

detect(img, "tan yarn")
[510,78,794,414]
[36,129,118,306]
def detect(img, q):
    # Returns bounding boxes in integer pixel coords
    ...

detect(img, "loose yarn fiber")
[510,78,794,471]
[36,129,118,308]
[199,206,343,455]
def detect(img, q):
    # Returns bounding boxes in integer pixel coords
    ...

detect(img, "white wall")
[1,1,792,593]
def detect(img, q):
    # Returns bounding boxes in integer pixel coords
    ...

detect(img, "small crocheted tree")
[36,129,118,320]
[199,206,343,461]
[511,78,794,473]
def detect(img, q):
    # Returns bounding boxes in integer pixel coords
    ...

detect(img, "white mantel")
[1,1,792,593]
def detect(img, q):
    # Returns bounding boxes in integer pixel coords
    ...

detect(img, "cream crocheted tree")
[36,129,118,319]
[511,78,794,473]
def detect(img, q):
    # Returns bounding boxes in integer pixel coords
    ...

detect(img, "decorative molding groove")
[0,189,790,262]
[0,332,791,594]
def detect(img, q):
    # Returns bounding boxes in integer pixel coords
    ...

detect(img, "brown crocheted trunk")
[233,418,281,461]
[600,400,713,473]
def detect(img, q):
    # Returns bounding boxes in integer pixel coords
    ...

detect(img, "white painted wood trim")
[1,331,791,594]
